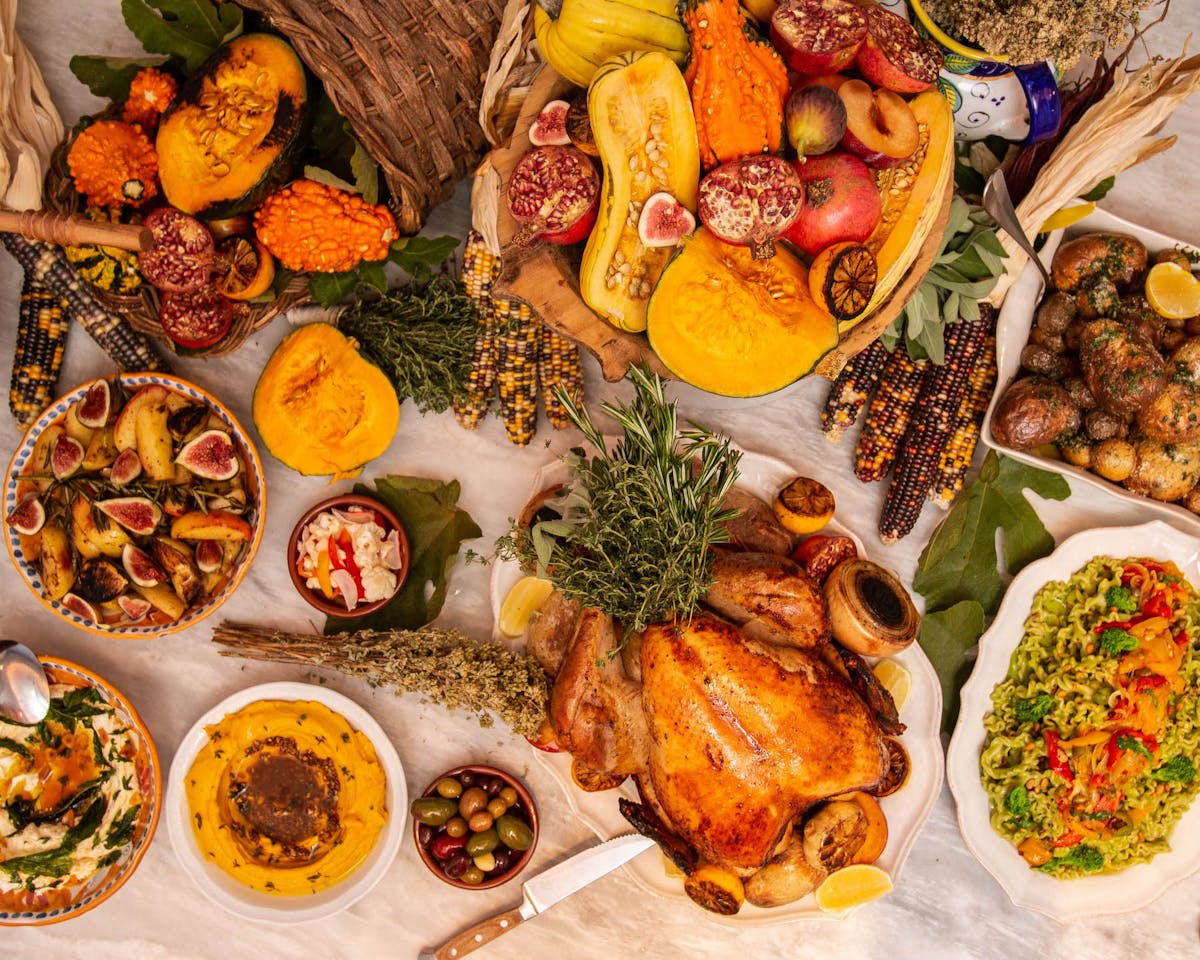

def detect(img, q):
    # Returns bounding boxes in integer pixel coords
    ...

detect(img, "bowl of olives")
[411,764,539,889]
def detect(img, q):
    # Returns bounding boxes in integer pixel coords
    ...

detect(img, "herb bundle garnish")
[338,276,479,414]
[500,366,741,634]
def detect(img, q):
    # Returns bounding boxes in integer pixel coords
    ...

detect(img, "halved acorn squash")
[156,33,308,218]
[252,323,399,478]
[646,227,838,397]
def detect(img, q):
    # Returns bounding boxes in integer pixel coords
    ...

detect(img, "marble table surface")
[3,2,1200,958]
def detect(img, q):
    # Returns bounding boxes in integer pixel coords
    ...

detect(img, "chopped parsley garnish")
[1152,756,1196,784]
[1015,694,1054,724]
[1100,628,1139,655]
[1105,585,1138,613]
[105,804,141,849]
[1117,734,1154,761]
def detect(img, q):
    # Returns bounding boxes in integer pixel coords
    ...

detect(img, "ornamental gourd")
[646,227,838,397]
[578,51,700,333]
[253,323,400,478]
[681,0,790,168]
[66,121,158,208]
[531,0,689,88]
[155,33,308,218]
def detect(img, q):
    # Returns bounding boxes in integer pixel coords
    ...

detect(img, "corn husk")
[987,52,1200,306]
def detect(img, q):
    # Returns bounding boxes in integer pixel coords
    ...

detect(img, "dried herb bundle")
[212,621,549,738]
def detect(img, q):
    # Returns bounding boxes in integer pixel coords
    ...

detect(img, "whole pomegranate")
[784,152,881,256]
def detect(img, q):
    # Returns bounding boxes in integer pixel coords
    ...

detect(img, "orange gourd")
[122,67,179,129]
[66,120,158,208]
[682,0,789,168]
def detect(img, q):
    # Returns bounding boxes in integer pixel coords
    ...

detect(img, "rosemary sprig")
[211,621,549,738]
[338,276,480,414]
[499,366,741,633]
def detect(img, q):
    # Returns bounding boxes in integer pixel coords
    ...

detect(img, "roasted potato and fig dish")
[990,232,1200,511]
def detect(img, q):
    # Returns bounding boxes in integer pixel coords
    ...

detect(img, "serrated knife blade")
[419,833,654,960]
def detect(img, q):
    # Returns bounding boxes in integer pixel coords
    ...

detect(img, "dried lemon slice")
[809,242,877,322]
[815,863,893,913]
[1145,261,1200,320]
[872,659,912,711]
[498,575,554,637]
[773,476,835,535]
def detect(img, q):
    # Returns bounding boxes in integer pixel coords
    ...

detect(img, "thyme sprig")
[500,366,741,633]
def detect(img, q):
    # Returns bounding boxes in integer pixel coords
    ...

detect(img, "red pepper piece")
[1142,592,1171,620]
[1044,730,1073,783]
[1135,675,1167,692]
[1052,831,1083,848]
[328,528,364,599]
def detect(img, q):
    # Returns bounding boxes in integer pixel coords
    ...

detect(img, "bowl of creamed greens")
[0,658,161,925]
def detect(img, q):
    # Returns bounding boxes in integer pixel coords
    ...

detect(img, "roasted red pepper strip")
[1135,675,1168,692]
[1094,615,1150,634]
[328,528,364,598]
[1175,629,1190,647]
[1053,831,1083,848]
[1045,730,1073,783]
[1142,592,1171,620]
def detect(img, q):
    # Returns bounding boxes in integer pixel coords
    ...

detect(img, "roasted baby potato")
[1051,232,1148,292]
[1125,438,1200,501]
[1080,319,1166,415]
[744,834,827,908]
[990,378,1080,450]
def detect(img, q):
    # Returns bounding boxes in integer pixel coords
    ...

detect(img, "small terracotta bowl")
[286,493,409,618]
[413,764,539,890]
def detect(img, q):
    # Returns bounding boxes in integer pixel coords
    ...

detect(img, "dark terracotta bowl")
[286,493,409,618]
[413,764,539,890]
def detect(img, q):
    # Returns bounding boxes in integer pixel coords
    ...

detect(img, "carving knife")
[418,833,655,960]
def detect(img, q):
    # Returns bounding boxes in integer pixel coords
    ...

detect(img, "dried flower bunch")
[921,0,1163,68]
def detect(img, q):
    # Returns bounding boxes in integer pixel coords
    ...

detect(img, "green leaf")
[919,600,985,732]
[350,139,381,205]
[977,230,1007,257]
[69,54,169,101]
[914,451,1069,616]
[326,476,482,632]
[309,271,360,308]
[388,235,461,279]
[0,796,108,881]
[1081,176,1116,202]
[359,260,389,295]
[120,0,242,75]
[303,165,359,195]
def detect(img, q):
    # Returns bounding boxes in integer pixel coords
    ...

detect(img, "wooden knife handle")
[0,209,153,252]
[421,906,525,960]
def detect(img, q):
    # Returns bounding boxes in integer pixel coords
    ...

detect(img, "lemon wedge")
[1038,202,1095,235]
[815,863,893,913]
[872,659,912,711]
[498,576,554,638]
[1145,261,1200,321]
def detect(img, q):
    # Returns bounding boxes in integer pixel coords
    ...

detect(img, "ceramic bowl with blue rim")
[0,658,161,925]
[4,373,266,638]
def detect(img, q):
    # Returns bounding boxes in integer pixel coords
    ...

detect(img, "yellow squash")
[579,51,700,333]
[646,227,838,397]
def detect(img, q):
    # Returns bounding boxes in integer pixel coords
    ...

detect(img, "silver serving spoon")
[0,640,50,724]
[982,168,1052,291]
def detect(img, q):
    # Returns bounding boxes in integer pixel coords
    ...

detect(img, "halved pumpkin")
[156,33,307,218]
[252,323,399,478]
[646,227,838,397]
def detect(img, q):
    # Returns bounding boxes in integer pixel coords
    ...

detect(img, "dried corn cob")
[10,273,70,425]
[878,317,992,544]
[454,232,501,429]
[854,343,927,482]
[495,301,540,446]
[822,339,888,443]
[1,235,168,373]
[928,335,997,510]
[537,321,584,430]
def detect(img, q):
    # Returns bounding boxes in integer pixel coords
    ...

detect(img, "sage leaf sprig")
[502,366,741,634]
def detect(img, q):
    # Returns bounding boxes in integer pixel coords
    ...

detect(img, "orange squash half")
[646,228,838,397]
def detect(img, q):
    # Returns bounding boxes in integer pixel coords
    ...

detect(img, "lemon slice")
[661,852,685,879]
[1145,261,1200,321]
[872,659,912,711]
[498,576,554,637]
[773,477,835,535]
[1038,201,1095,235]
[815,863,893,913]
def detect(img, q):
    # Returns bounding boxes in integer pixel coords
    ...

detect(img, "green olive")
[444,816,469,838]
[486,797,508,819]
[496,814,534,851]
[435,777,463,799]
[465,827,499,858]
[458,786,489,819]
[460,865,485,885]
[499,786,518,807]
[411,796,458,826]
[467,810,494,833]
[473,851,496,873]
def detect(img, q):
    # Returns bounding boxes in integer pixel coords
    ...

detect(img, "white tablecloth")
[3,3,1200,957]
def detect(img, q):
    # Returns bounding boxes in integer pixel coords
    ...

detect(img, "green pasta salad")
[980,556,1200,877]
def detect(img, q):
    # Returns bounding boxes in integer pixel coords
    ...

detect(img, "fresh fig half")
[529,99,572,146]
[194,538,223,573]
[96,496,162,536]
[637,192,697,248]
[175,429,239,481]
[77,379,113,429]
[61,592,99,622]
[7,495,45,535]
[117,594,153,622]
[697,156,805,260]
[51,434,85,480]
[122,542,165,587]
[77,557,130,603]
[110,448,143,486]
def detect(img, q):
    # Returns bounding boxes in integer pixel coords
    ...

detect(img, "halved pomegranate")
[506,145,601,246]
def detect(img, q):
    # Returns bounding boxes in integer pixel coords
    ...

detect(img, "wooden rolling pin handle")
[0,209,154,252]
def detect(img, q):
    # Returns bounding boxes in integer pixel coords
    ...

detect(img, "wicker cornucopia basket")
[45,0,516,357]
